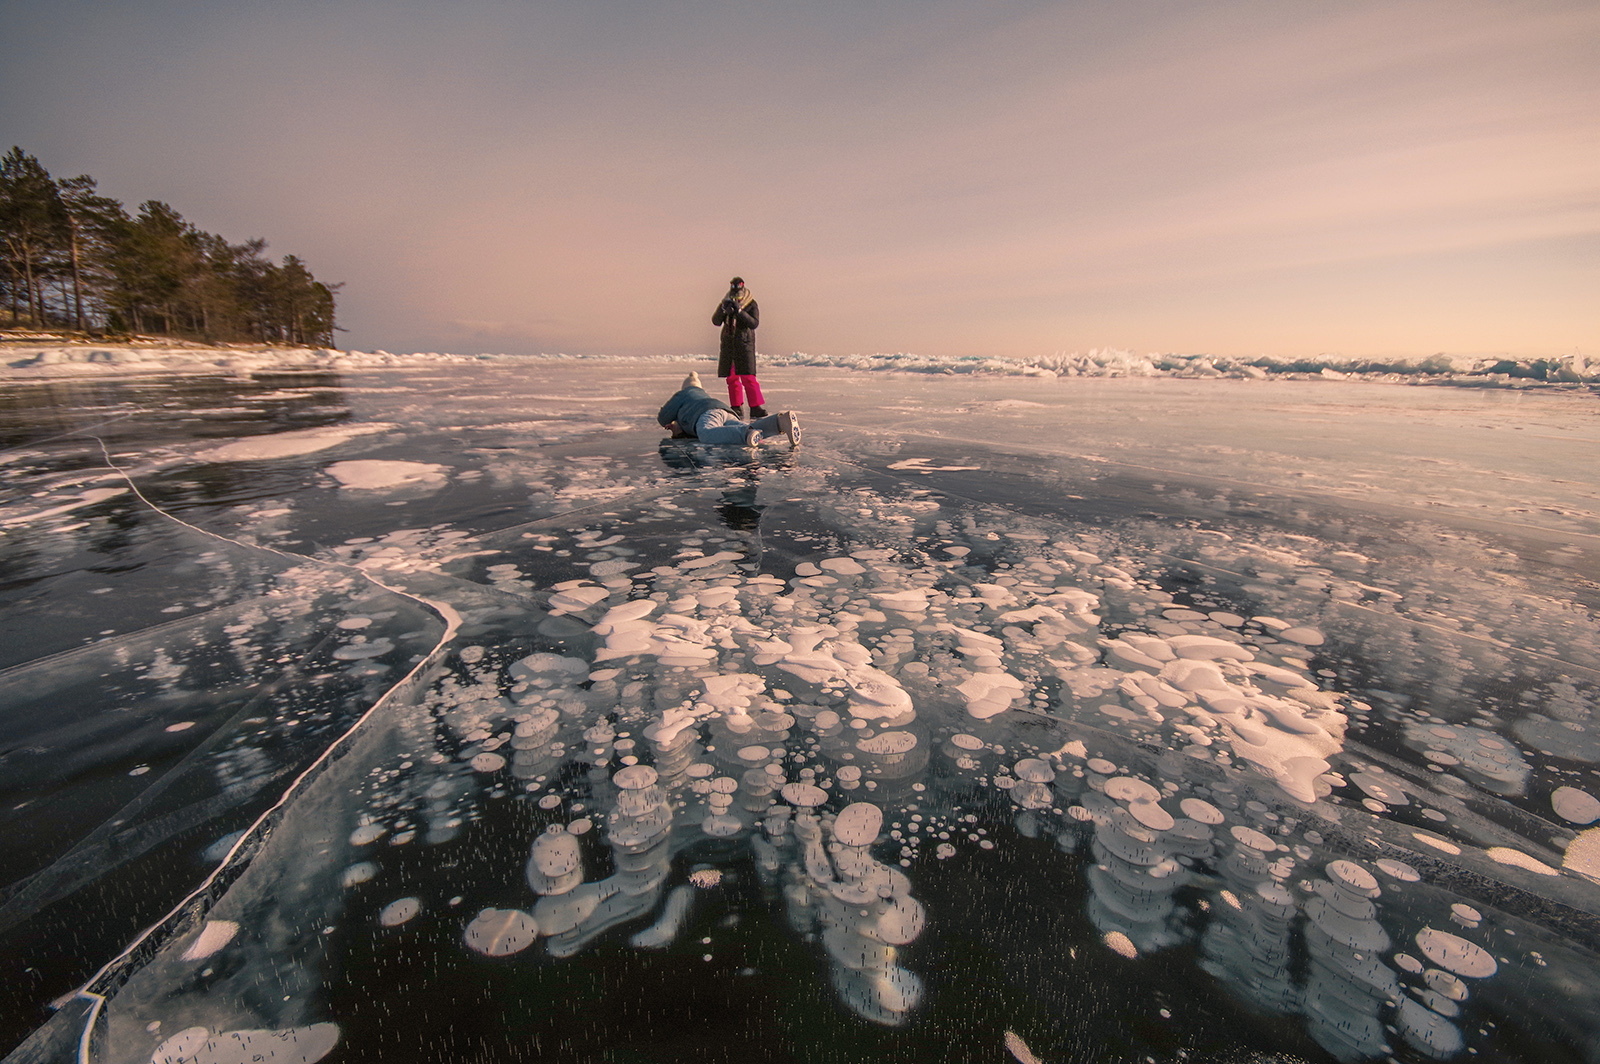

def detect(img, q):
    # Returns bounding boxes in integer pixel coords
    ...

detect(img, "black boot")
[749,404,768,418]
[733,404,749,420]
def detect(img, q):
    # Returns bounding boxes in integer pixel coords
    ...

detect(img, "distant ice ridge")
[766,348,1600,384]
[4,340,1595,385]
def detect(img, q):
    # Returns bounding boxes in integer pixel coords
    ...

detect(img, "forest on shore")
[0,147,339,346]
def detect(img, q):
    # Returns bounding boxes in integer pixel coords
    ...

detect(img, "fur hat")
[682,371,702,389]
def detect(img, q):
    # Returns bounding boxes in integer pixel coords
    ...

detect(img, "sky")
[2,0,1596,360]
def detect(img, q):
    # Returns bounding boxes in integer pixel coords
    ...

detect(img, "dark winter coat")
[657,386,732,437]
[712,297,759,377]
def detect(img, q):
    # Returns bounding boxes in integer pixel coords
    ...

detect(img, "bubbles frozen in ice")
[833,803,884,847]
[1103,930,1138,959]
[951,734,985,751]
[1004,1030,1043,1064]
[349,823,387,846]
[379,897,421,927]
[782,783,827,807]
[464,908,539,956]
[1279,626,1325,646]
[1179,798,1224,825]
[340,862,378,888]
[613,765,658,789]
[1486,847,1557,876]
[1552,786,1600,825]
[527,831,584,895]
[1413,833,1462,856]
[180,920,239,962]
[1415,927,1498,978]
[1105,776,1160,804]
[470,752,507,772]
[1375,859,1421,882]
[150,1023,340,1064]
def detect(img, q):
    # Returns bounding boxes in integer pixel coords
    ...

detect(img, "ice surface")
[1,354,1598,1063]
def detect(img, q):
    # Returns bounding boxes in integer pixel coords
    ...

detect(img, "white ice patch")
[180,920,239,961]
[196,423,390,462]
[150,1022,339,1064]
[325,459,447,490]
[464,908,540,956]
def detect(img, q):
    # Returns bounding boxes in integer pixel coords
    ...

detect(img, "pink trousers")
[725,374,764,408]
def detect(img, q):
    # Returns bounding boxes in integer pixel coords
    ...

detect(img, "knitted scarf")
[726,285,754,311]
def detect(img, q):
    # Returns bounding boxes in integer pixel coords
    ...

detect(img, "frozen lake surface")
[2,356,1599,1063]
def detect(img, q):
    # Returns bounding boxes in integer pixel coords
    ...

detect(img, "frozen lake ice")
[1,355,1598,1063]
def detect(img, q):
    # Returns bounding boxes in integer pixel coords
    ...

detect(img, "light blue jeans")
[694,408,781,444]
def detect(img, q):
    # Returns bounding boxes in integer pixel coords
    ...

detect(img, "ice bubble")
[1129,801,1175,831]
[1013,758,1055,784]
[820,557,866,575]
[379,897,421,927]
[528,832,583,894]
[535,882,604,934]
[470,752,507,772]
[1552,786,1600,825]
[1349,770,1409,806]
[1486,847,1557,876]
[834,802,884,847]
[180,920,239,961]
[702,813,743,836]
[1168,635,1254,661]
[1004,1030,1043,1064]
[875,896,927,945]
[782,783,828,807]
[951,734,985,751]
[332,638,394,660]
[1415,927,1498,978]
[613,765,658,789]
[1376,859,1421,882]
[1413,833,1461,855]
[1105,776,1160,804]
[1564,828,1600,877]
[349,824,387,846]
[1425,968,1469,1001]
[1450,903,1482,927]
[857,731,918,755]
[547,583,611,614]
[340,862,378,888]
[165,721,196,733]
[568,818,593,835]
[1087,757,1118,775]
[464,908,539,956]
[1279,626,1325,646]
[1208,611,1245,627]
[1230,826,1276,852]
[150,1023,340,1064]
[1179,798,1224,825]
[1103,930,1138,959]
[1327,860,1380,898]
[1396,994,1465,1057]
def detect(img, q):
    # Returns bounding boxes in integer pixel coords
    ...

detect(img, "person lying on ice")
[657,372,801,447]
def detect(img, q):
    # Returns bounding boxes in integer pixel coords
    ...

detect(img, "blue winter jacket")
[657,386,732,436]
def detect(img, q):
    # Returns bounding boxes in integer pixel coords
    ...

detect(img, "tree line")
[0,147,340,346]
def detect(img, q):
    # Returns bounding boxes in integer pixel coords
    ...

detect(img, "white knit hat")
[683,371,702,389]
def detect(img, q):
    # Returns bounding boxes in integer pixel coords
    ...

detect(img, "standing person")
[658,372,801,447]
[712,276,767,418]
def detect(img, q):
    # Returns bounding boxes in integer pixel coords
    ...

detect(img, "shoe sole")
[779,411,802,447]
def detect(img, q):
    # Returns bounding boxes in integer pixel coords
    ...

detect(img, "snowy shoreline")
[2,336,1595,388]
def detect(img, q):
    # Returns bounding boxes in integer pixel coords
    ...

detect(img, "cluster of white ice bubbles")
[152,527,1592,1064]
